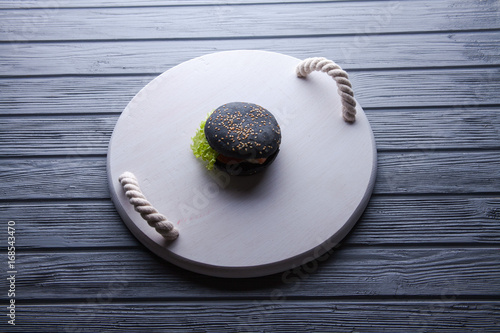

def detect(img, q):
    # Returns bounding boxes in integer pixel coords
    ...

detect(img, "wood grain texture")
[350,68,500,109]
[3,247,499,300]
[1,68,499,115]
[367,107,500,151]
[0,115,118,156]
[4,301,500,332]
[358,196,500,245]
[0,0,499,329]
[1,0,499,41]
[2,31,499,76]
[1,196,499,249]
[2,106,500,156]
[1,151,498,200]
[376,151,500,194]
[0,0,337,9]
[0,158,108,200]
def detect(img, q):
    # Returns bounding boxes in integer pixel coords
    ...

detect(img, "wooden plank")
[0,201,139,249]
[358,196,500,245]
[0,0,338,9]
[367,107,500,151]
[0,151,498,200]
[2,31,499,76]
[1,196,499,249]
[350,68,500,109]
[0,76,142,115]
[1,106,500,157]
[1,0,499,42]
[6,301,500,332]
[375,151,500,194]
[4,247,500,299]
[0,115,118,156]
[0,157,109,200]
[1,68,498,115]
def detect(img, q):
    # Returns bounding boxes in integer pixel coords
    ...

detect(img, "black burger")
[191,102,281,175]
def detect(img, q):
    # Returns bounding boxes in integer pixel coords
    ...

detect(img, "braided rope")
[296,57,356,123]
[118,172,179,241]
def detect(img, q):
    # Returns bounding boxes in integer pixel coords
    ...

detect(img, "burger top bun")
[204,102,281,160]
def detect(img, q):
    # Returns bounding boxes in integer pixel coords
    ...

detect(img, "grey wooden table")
[1,0,499,332]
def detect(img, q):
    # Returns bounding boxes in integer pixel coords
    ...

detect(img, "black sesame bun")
[204,102,281,175]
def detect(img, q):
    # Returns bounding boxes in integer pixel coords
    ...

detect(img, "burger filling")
[216,155,267,165]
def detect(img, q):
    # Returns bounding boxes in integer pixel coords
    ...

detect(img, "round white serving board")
[107,50,377,278]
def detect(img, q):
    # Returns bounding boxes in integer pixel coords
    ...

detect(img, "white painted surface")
[107,50,377,278]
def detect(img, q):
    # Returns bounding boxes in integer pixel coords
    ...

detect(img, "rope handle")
[118,172,179,241]
[296,57,356,123]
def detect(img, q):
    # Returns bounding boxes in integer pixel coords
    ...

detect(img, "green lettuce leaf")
[191,119,218,170]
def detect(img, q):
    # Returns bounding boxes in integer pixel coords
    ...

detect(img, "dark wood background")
[1,0,499,331]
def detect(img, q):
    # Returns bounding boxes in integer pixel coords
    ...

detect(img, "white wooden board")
[107,50,377,278]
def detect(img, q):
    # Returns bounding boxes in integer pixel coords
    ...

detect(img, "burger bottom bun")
[215,149,280,176]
